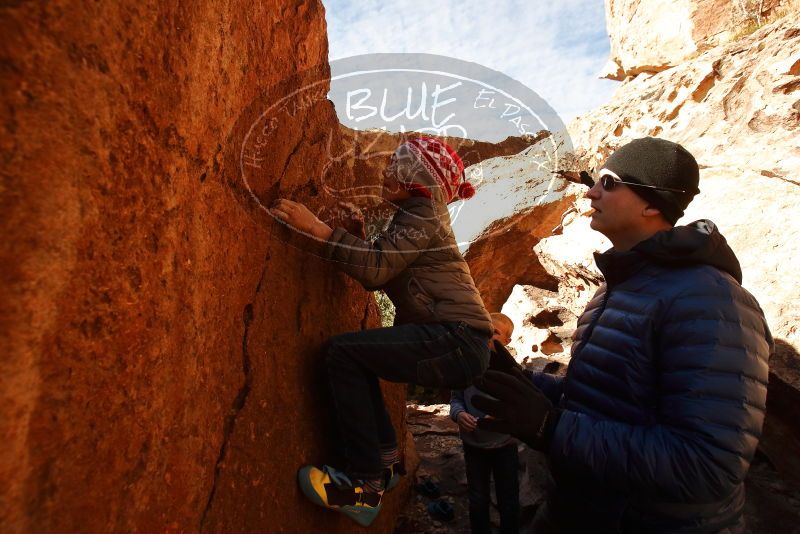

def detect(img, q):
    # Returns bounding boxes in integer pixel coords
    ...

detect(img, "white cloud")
[323,0,618,125]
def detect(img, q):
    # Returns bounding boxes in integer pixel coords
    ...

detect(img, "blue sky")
[322,0,619,125]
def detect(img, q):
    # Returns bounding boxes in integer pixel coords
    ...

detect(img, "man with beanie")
[472,138,772,533]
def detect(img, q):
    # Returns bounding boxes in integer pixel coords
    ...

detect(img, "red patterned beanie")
[394,137,475,203]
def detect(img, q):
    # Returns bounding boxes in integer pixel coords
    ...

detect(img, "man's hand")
[472,368,561,451]
[270,199,333,240]
[456,411,478,433]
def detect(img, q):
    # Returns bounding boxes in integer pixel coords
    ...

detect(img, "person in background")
[451,312,520,534]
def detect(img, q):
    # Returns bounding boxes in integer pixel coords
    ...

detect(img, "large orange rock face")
[0,1,411,532]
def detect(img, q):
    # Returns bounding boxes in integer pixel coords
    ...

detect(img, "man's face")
[584,176,650,241]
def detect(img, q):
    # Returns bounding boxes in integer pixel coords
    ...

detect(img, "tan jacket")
[323,196,492,335]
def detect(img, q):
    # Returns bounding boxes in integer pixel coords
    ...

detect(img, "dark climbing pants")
[464,442,520,534]
[325,321,490,480]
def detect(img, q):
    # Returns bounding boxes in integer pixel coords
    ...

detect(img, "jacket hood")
[633,219,743,283]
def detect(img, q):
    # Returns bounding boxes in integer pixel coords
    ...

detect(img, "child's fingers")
[270,208,289,220]
[270,205,300,225]
[273,198,303,211]
[271,199,315,222]
[271,200,291,215]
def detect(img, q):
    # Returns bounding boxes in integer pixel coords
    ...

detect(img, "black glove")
[488,341,521,373]
[472,368,562,451]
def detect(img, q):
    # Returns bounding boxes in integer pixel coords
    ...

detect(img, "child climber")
[451,312,521,534]
[270,137,493,526]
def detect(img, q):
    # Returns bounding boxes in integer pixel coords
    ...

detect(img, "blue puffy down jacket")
[531,220,773,533]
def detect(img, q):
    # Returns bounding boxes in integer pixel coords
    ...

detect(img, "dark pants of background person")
[325,321,490,481]
[463,442,519,534]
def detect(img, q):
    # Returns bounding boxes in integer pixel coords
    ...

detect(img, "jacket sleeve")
[323,200,437,290]
[524,370,565,405]
[450,390,467,422]
[550,286,772,503]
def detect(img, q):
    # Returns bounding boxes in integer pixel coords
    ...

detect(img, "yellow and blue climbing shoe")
[297,465,383,527]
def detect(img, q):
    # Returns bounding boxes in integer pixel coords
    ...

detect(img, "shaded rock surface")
[759,340,800,482]
[0,1,414,532]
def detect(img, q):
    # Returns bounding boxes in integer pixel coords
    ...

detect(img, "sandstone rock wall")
[0,2,412,532]
[603,0,794,79]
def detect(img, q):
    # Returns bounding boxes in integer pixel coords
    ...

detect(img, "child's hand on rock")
[270,199,332,240]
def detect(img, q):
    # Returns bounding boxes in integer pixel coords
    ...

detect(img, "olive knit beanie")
[601,137,700,224]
